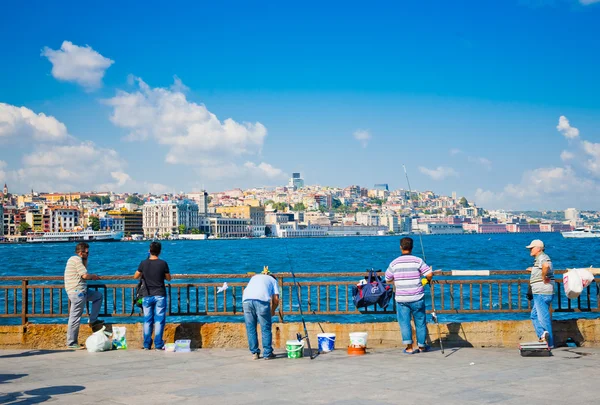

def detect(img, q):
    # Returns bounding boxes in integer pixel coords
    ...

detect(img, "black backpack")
[130,276,150,316]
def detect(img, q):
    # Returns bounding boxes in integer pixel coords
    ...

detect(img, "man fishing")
[385,237,433,354]
[526,239,555,348]
[242,266,280,360]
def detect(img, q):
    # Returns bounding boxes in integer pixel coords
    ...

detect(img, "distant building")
[100,217,125,233]
[208,217,252,238]
[288,172,305,190]
[565,208,580,223]
[142,201,199,238]
[49,207,80,232]
[424,223,463,235]
[107,210,143,236]
[374,184,389,191]
[0,205,3,237]
[380,214,399,233]
[187,191,209,215]
[356,211,380,227]
[216,205,265,237]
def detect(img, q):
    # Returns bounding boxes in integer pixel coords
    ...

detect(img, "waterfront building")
[424,223,464,235]
[273,222,326,238]
[323,225,388,236]
[265,212,294,225]
[506,223,541,233]
[216,205,265,237]
[100,216,125,233]
[356,211,380,227]
[108,210,144,236]
[24,208,47,231]
[208,217,251,238]
[463,223,507,234]
[49,207,80,232]
[380,214,400,233]
[2,206,18,235]
[0,205,3,237]
[142,201,199,238]
[539,223,573,232]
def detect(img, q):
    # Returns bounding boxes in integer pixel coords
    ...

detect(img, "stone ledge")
[0,319,598,349]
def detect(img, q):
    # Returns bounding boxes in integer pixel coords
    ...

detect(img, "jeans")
[531,294,554,347]
[243,300,273,357]
[396,298,427,347]
[66,289,103,346]
[143,296,167,349]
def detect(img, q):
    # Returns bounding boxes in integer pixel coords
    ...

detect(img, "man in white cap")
[526,239,555,348]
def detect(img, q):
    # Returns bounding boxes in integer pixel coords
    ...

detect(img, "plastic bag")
[112,326,127,350]
[85,327,112,353]
[563,268,595,299]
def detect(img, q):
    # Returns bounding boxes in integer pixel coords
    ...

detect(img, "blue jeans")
[143,296,166,349]
[531,294,554,347]
[396,298,427,347]
[243,300,273,357]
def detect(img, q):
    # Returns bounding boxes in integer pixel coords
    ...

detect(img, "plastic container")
[349,332,368,347]
[164,343,176,352]
[286,340,304,359]
[175,339,191,352]
[348,345,366,356]
[317,333,336,353]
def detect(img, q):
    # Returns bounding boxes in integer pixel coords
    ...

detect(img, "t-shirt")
[530,252,554,295]
[242,274,279,303]
[64,255,88,294]
[385,254,432,303]
[137,258,170,297]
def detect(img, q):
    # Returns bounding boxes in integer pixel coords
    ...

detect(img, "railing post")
[21,280,28,325]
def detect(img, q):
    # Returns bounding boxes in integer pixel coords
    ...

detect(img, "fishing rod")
[282,237,320,359]
[403,165,444,354]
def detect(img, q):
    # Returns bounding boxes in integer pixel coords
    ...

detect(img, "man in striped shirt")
[385,237,433,354]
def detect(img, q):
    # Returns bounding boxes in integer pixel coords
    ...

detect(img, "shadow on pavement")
[0,350,72,359]
[0,374,27,385]
[0,385,85,404]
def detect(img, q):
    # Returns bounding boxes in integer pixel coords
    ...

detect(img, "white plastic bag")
[112,326,127,350]
[564,268,595,299]
[85,327,112,353]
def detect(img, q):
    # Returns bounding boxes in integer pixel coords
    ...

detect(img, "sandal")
[419,345,431,353]
[403,348,420,355]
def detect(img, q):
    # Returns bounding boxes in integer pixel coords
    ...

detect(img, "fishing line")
[403,165,444,354]
[281,237,319,359]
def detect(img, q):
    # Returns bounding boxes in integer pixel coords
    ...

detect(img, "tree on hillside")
[126,195,144,205]
[293,202,306,211]
[19,222,31,234]
[459,197,469,207]
[178,224,186,234]
[90,217,100,231]
[331,198,343,209]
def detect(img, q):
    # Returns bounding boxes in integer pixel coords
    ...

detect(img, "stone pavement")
[0,346,598,405]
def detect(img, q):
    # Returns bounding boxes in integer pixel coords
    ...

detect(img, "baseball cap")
[526,239,544,249]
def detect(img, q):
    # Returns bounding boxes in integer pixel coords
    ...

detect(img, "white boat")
[26,228,124,243]
[561,228,600,238]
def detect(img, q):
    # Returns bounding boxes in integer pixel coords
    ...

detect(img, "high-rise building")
[565,208,580,222]
[186,191,209,214]
[288,173,305,189]
[374,184,389,191]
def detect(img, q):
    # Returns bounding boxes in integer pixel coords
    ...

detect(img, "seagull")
[217,282,228,293]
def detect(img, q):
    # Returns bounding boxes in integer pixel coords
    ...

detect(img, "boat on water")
[561,228,600,239]
[26,228,124,243]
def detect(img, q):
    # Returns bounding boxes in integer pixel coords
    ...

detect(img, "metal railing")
[0,270,598,324]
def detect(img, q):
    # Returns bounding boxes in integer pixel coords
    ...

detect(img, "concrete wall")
[1,319,599,350]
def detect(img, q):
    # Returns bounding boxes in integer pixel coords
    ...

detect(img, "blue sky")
[1,0,599,210]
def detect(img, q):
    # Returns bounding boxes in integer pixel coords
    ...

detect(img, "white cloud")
[580,0,600,5]
[105,76,283,184]
[0,103,69,142]
[0,160,6,185]
[556,115,579,139]
[41,41,114,91]
[353,129,371,148]
[468,156,492,170]
[12,141,130,192]
[449,148,462,155]
[560,150,575,161]
[419,166,458,180]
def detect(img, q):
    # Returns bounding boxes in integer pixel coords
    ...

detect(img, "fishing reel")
[296,332,308,342]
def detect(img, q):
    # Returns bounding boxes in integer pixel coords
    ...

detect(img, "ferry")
[561,228,600,239]
[26,228,124,243]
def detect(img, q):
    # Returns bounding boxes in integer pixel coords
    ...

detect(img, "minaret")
[3,183,7,196]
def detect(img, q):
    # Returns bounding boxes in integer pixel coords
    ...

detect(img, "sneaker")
[252,353,260,360]
[67,344,84,350]
[143,347,150,351]
[155,347,165,351]
[263,353,277,360]
[539,331,550,343]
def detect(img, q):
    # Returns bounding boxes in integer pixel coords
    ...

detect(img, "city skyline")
[1,1,600,210]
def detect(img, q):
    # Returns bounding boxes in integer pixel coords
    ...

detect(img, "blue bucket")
[317,333,336,352]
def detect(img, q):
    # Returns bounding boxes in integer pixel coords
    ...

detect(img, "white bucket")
[349,332,368,347]
[317,333,336,352]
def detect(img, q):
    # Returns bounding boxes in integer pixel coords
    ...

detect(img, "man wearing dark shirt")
[134,242,171,350]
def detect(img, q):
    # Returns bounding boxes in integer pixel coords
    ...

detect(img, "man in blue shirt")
[242,266,280,360]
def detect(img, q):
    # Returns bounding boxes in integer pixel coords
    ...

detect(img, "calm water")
[1,233,599,324]
[1,233,598,277]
